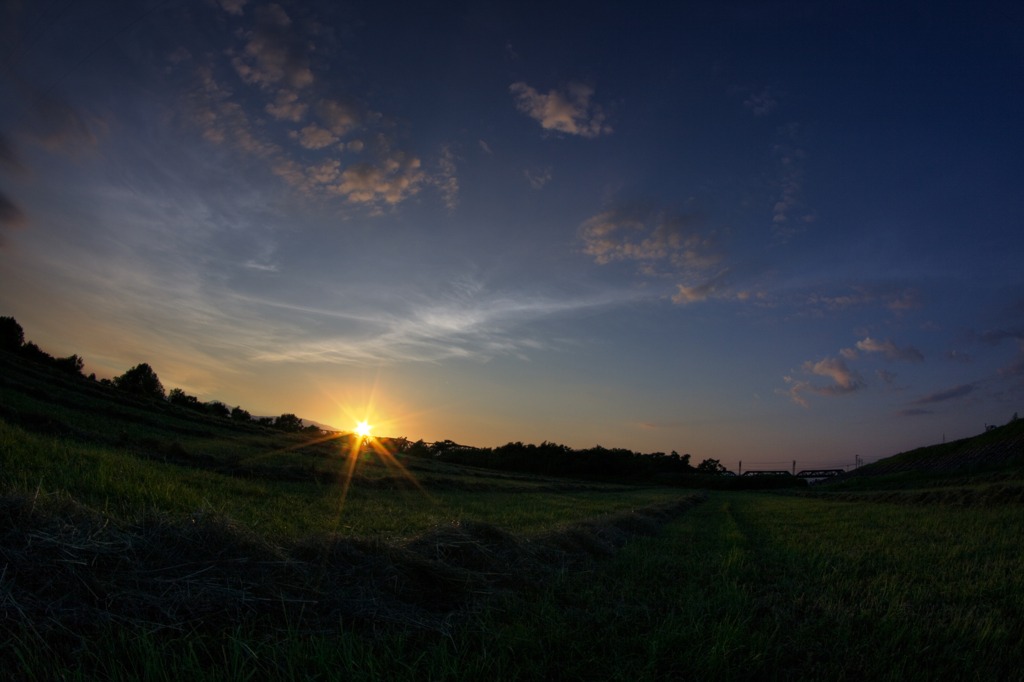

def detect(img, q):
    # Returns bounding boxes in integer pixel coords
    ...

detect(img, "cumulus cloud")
[855,337,924,362]
[317,99,361,137]
[265,89,307,122]
[510,81,612,138]
[331,153,425,205]
[177,8,433,210]
[230,4,314,91]
[293,124,337,150]
[782,356,865,407]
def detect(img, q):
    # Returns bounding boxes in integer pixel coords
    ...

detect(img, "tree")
[168,388,201,409]
[696,457,729,475]
[0,316,24,351]
[231,406,252,422]
[53,354,85,376]
[113,363,165,400]
[273,413,304,432]
[205,401,230,418]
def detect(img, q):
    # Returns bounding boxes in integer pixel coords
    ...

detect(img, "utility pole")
[739,460,742,475]
[792,460,796,475]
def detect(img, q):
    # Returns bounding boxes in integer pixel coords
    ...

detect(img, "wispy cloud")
[854,336,924,362]
[579,204,726,304]
[911,383,975,405]
[524,166,552,189]
[801,286,920,316]
[436,145,459,211]
[770,123,814,240]
[510,81,612,138]
[744,87,779,116]
[240,282,636,366]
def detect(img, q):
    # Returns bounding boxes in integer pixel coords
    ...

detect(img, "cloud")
[230,4,314,91]
[911,383,975,405]
[436,145,459,211]
[510,81,612,138]
[330,153,425,205]
[855,336,924,362]
[17,88,100,154]
[218,0,249,15]
[579,205,726,304]
[0,133,25,173]
[980,328,1024,344]
[802,286,920,317]
[896,408,933,417]
[782,356,865,406]
[265,89,307,122]
[806,356,863,391]
[293,124,337,150]
[317,99,361,137]
[876,369,897,384]
[238,280,633,366]
[177,11,430,210]
[744,87,778,116]
[0,191,26,228]
[524,166,552,189]
[478,139,492,154]
[770,124,813,240]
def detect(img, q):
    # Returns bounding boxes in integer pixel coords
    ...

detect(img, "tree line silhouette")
[0,316,315,434]
[2,315,801,486]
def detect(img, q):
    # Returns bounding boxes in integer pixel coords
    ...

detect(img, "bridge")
[740,469,845,479]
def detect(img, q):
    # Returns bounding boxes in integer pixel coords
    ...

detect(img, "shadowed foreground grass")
[462,493,1024,681]
[6,492,1022,680]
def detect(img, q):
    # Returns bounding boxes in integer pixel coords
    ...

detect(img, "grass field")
[2,353,1024,679]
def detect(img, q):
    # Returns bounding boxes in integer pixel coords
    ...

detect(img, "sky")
[1,0,1023,470]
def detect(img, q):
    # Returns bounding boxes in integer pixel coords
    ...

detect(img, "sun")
[354,420,372,438]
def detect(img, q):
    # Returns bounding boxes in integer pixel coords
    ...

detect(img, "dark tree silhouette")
[113,363,165,400]
[53,354,84,375]
[231,406,252,422]
[168,388,201,409]
[205,401,230,418]
[696,458,728,474]
[273,413,303,432]
[0,316,24,351]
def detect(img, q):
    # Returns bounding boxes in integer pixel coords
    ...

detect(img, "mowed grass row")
[16,491,1021,681]
[451,493,1024,681]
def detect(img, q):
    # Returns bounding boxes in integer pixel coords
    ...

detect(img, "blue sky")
[2,0,1023,469]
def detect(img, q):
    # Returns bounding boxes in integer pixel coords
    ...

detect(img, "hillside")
[826,417,1024,490]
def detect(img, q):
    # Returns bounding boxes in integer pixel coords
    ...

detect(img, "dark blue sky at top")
[1,0,1023,466]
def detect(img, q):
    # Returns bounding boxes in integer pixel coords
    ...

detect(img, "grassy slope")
[4,350,1024,679]
[824,418,1024,492]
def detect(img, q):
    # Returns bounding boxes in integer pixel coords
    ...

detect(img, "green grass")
[8,490,1021,681]
[4,352,1024,679]
[460,493,1024,681]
